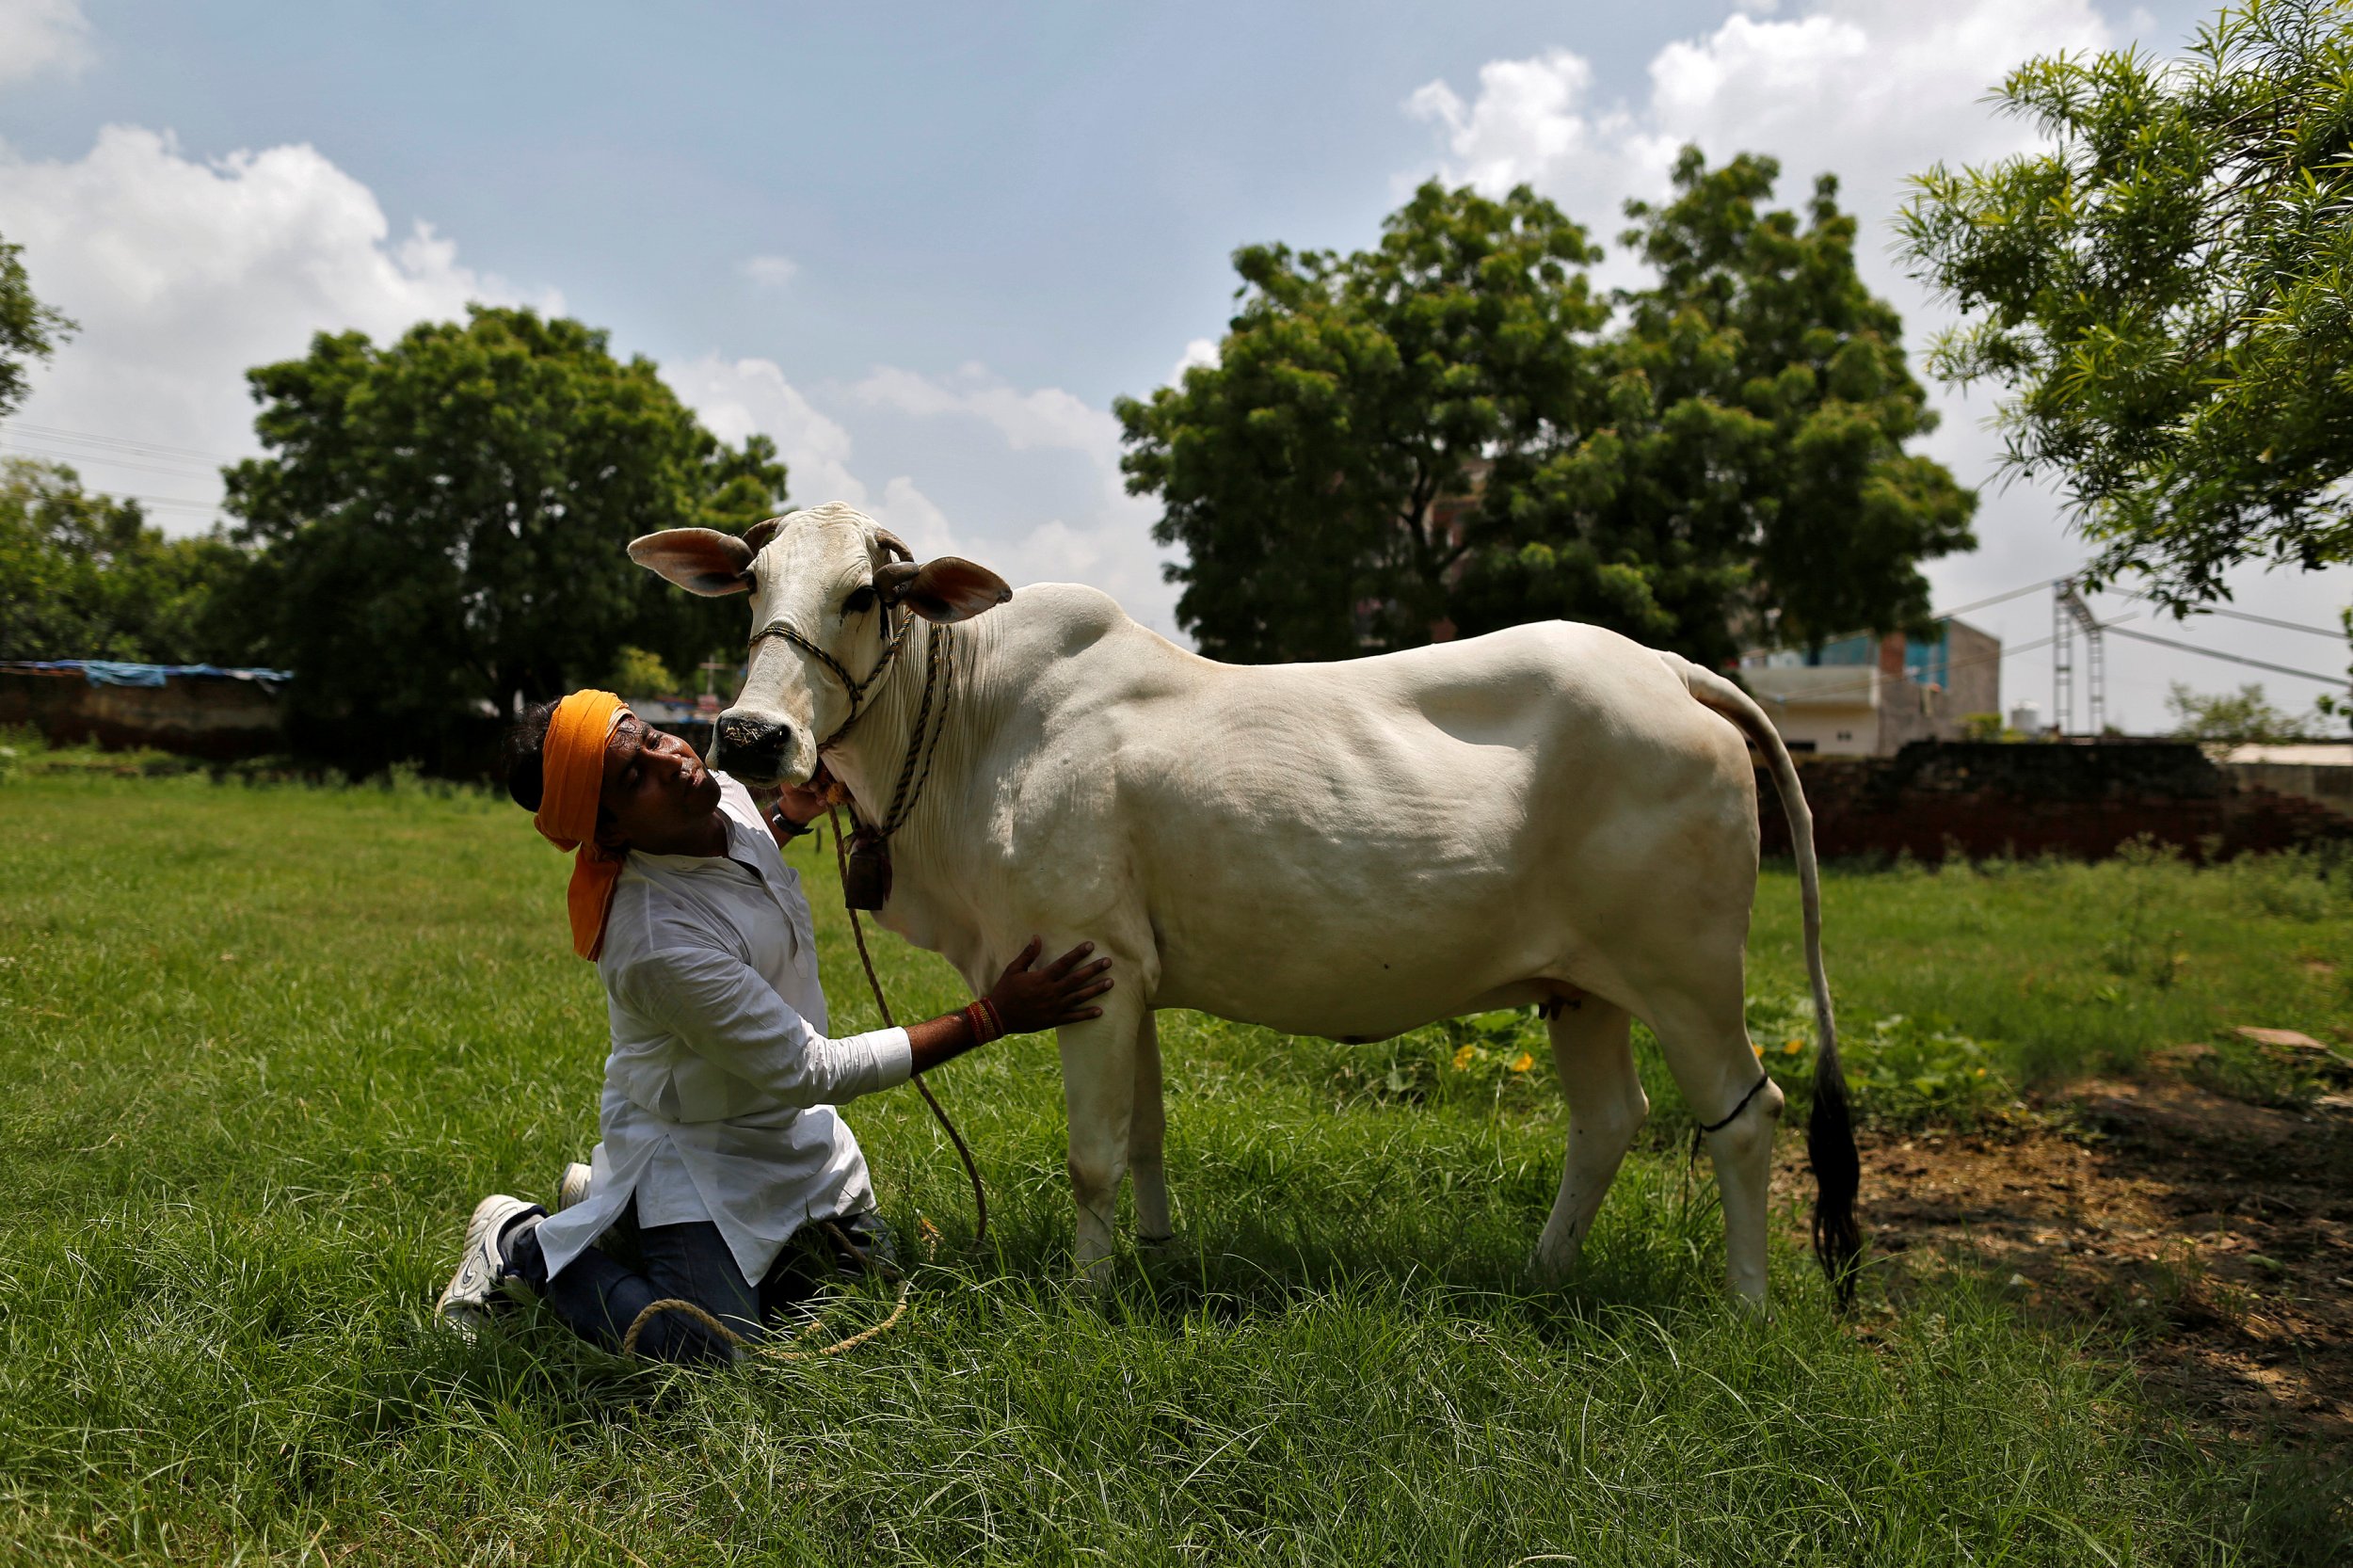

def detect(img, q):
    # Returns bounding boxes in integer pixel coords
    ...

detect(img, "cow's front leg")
[1055,986,1144,1285]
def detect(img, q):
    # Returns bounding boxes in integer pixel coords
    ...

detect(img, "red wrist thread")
[963,1000,1000,1046]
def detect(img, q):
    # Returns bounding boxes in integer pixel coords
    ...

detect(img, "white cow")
[630,503,1858,1304]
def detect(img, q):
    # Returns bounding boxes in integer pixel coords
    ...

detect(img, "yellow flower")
[1510,1050,1535,1074]
[1753,1043,1766,1058]
[1783,1039,1802,1056]
[1974,1066,1987,1078]
[1451,1043,1478,1071]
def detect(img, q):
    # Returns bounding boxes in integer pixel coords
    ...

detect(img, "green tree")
[2319,606,2353,724]
[0,458,252,663]
[609,645,680,697]
[1119,159,1974,667]
[2165,680,2325,743]
[1117,183,1609,662]
[225,307,784,762]
[0,229,72,418]
[1459,151,1975,665]
[1899,0,2353,609]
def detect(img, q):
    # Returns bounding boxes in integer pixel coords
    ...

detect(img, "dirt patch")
[1776,1080,2353,1445]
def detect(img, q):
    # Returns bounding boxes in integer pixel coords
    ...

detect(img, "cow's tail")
[1658,651,1861,1307]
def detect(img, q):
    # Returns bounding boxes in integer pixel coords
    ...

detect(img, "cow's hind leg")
[1641,978,1786,1305]
[1055,987,1144,1286]
[1129,1010,1174,1247]
[1532,996,1645,1283]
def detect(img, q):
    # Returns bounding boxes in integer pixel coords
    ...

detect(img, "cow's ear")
[628,528,753,597]
[876,556,1012,623]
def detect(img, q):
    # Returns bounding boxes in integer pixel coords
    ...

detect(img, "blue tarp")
[0,660,293,689]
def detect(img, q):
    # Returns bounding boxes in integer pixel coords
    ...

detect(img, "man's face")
[595,709,723,851]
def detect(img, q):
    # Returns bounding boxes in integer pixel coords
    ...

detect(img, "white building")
[1738,619,2003,757]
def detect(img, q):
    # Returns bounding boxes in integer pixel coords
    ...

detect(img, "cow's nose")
[715,711,792,779]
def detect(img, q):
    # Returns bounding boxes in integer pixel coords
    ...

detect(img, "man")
[437,687,1111,1363]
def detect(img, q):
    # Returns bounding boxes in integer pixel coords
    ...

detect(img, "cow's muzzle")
[715,710,795,787]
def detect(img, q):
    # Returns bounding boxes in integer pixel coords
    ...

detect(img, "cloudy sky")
[2,0,2345,729]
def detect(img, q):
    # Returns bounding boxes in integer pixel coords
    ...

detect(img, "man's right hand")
[986,937,1113,1034]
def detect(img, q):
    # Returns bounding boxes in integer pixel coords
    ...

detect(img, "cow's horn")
[744,517,785,552]
[874,559,921,604]
[873,527,915,563]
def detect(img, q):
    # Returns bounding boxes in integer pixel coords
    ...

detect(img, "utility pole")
[696,657,731,719]
[2051,577,2105,736]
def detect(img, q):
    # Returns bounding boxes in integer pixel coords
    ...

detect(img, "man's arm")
[618,949,911,1109]
[617,937,1111,1108]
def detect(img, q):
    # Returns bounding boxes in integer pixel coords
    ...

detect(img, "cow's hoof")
[1529,1239,1583,1287]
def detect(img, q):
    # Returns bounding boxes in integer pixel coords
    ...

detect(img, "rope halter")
[745,606,917,749]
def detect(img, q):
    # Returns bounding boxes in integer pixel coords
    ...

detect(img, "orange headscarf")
[534,689,627,960]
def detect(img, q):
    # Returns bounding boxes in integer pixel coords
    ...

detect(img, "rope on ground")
[619,1218,936,1363]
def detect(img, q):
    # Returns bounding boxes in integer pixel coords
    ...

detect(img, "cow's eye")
[843,585,876,616]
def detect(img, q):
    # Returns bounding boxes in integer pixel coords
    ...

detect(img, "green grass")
[1753,840,2353,1096]
[0,773,2345,1564]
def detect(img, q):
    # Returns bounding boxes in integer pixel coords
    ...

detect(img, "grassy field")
[1,768,2347,1564]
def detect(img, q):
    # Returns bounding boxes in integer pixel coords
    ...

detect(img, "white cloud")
[1404,49,1656,219]
[846,361,1182,625]
[0,124,549,526]
[670,355,1181,635]
[1402,2,2112,269]
[739,253,797,289]
[853,362,1125,459]
[1171,337,1220,384]
[872,474,957,560]
[0,0,92,87]
[855,365,1175,630]
[663,354,966,563]
[666,352,867,507]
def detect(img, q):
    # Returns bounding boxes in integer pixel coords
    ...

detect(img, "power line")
[40,487,231,513]
[0,440,226,484]
[2098,624,2348,686]
[118,494,228,511]
[0,419,246,465]
[2111,588,2348,640]
[2194,603,2348,640]
[1928,579,2056,623]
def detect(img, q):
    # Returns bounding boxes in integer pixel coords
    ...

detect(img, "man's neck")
[622,808,731,859]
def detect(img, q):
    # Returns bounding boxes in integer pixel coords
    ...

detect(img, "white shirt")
[529,774,913,1285]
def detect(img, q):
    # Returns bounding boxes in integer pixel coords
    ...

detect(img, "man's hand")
[902,938,1112,1075]
[748,768,832,847]
[772,776,830,827]
[985,938,1113,1033]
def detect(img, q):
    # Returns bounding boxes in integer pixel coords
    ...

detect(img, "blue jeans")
[506,1201,892,1366]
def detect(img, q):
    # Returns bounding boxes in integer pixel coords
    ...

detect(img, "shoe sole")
[436,1193,529,1327]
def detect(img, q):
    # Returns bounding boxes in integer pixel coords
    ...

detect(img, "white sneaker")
[556,1162,592,1212]
[435,1193,540,1336]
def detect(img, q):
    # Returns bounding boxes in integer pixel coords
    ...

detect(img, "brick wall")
[1756,740,2351,862]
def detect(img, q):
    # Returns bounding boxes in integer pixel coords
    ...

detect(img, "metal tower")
[2051,576,2105,736]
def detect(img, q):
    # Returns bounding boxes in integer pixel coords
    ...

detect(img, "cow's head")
[627,502,1010,787]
